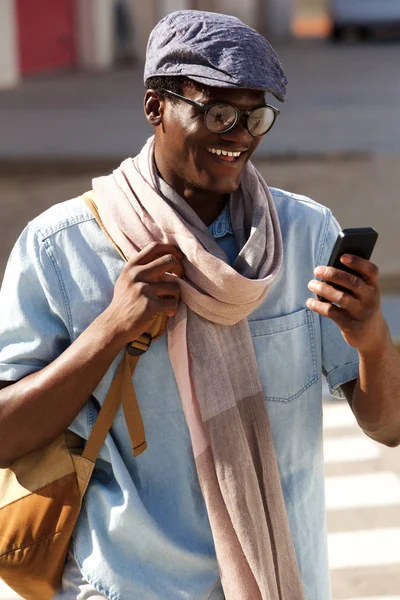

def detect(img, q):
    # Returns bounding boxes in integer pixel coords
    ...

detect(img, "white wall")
[159,0,190,18]
[266,0,295,38]
[128,0,157,63]
[0,0,19,88]
[208,0,294,36]
[213,0,258,28]
[126,0,294,67]
[129,0,199,63]
[75,0,115,70]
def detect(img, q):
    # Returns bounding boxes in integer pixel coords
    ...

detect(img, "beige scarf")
[92,137,305,600]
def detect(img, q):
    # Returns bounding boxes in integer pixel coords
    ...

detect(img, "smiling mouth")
[205,147,245,163]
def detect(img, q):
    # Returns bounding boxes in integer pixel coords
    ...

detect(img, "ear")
[144,90,164,126]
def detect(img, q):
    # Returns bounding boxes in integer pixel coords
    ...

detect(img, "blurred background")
[0,1,400,599]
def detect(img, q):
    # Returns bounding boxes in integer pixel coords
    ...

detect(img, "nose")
[219,118,254,146]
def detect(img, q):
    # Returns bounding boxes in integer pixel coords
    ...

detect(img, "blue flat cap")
[144,10,287,102]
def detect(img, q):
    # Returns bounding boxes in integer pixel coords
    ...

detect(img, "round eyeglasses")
[161,89,280,137]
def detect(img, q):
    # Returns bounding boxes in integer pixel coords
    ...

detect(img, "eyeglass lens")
[247,107,275,136]
[205,104,237,132]
[205,104,276,136]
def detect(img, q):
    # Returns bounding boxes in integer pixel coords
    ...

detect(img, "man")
[0,10,399,600]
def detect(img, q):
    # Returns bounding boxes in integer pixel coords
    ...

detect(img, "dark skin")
[307,254,400,446]
[144,84,264,225]
[0,244,184,467]
[0,84,400,467]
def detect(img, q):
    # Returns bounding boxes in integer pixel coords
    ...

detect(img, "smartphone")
[317,227,378,302]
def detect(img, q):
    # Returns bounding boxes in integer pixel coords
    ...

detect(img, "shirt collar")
[208,202,234,238]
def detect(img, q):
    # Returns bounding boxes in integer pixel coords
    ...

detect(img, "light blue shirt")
[0,188,359,600]
[207,202,239,266]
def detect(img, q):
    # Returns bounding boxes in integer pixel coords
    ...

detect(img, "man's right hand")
[0,242,185,467]
[103,242,184,346]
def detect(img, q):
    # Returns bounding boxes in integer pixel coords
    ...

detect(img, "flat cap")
[144,10,287,102]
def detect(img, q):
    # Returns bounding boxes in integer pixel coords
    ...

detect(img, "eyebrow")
[205,98,268,110]
[202,90,266,106]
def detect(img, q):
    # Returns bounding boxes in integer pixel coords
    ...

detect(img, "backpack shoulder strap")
[83,189,128,261]
[81,190,167,459]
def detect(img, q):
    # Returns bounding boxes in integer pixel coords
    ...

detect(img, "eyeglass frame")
[160,88,280,137]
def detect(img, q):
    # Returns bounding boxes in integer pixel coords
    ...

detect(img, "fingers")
[142,254,184,280]
[308,257,381,329]
[313,266,365,299]
[124,254,183,283]
[143,282,181,317]
[313,255,379,299]
[110,243,184,342]
[308,279,359,312]
[314,256,379,294]
[310,255,380,313]
[340,254,379,284]
[306,297,350,329]
[134,242,183,266]
[124,243,184,283]
[145,281,181,300]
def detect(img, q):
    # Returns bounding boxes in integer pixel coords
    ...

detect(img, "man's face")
[151,85,266,197]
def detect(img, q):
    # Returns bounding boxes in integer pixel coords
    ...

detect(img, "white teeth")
[206,147,242,158]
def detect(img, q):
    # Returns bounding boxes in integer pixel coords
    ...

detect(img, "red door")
[16,0,76,75]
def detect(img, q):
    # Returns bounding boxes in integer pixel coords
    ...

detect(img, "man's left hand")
[306,253,388,355]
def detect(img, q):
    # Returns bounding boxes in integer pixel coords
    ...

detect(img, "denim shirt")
[0,188,359,600]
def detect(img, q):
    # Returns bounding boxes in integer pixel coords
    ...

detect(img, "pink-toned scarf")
[92,137,305,599]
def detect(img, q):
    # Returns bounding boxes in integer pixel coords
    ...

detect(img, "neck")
[154,155,228,226]
[181,189,228,226]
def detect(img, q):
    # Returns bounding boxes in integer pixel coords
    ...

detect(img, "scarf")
[92,137,305,600]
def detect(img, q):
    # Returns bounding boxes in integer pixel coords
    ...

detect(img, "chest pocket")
[249,308,318,403]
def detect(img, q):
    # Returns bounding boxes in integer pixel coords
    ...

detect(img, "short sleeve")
[317,211,359,399]
[0,223,71,382]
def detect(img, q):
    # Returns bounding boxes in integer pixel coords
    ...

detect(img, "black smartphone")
[317,227,378,302]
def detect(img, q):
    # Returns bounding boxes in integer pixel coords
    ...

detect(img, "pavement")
[324,392,400,599]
